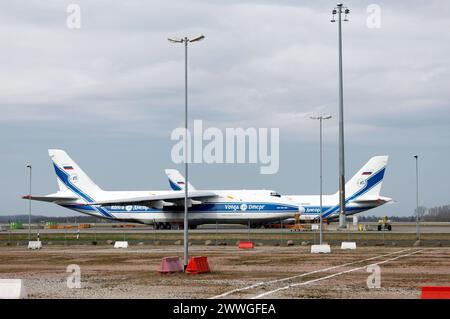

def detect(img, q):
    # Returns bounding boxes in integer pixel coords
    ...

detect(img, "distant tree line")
[423,205,450,222]
[0,215,109,224]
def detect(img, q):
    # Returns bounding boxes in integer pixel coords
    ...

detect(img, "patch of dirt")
[0,245,448,298]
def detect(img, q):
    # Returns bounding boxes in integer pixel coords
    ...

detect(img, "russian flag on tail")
[63,165,74,170]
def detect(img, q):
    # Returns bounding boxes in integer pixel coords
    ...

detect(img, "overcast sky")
[1,0,449,218]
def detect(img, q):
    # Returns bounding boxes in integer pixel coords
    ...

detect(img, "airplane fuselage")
[60,189,301,226]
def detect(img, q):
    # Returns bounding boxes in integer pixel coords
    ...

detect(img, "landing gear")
[163,223,172,230]
[154,222,172,230]
[154,223,198,230]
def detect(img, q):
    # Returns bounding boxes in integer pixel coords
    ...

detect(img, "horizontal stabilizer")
[22,193,79,203]
[351,196,393,204]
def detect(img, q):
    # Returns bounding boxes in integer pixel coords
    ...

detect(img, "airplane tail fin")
[344,155,388,200]
[48,149,103,200]
[165,169,196,191]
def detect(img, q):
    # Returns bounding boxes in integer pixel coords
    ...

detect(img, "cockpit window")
[270,191,281,197]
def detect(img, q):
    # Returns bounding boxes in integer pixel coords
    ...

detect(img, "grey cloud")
[0,1,449,217]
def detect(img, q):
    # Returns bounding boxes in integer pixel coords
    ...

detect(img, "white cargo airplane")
[167,156,392,223]
[22,149,303,229]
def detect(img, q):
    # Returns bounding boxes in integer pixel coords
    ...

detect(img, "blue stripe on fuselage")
[303,205,376,216]
[62,202,299,214]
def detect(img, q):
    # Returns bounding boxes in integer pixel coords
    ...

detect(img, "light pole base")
[338,214,347,229]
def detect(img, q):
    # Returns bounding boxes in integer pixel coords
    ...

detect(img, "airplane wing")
[165,169,195,191]
[87,191,217,208]
[351,196,393,204]
[22,193,79,203]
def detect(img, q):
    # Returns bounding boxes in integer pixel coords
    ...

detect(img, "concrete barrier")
[186,256,211,274]
[421,286,450,299]
[157,256,183,273]
[0,279,27,299]
[311,244,331,254]
[238,241,254,249]
[114,241,128,248]
[341,242,357,250]
[28,241,42,250]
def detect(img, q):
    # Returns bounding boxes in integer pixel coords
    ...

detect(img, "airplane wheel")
[154,223,160,230]
[387,225,392,231]
[378,225,382,231]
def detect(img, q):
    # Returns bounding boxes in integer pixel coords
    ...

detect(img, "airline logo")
[69,174,79,184]
[224,204,266,211]
[357,178,366,187]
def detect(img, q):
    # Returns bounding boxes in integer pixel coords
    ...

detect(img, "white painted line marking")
[210,248,412,299]
[251,249,423,299]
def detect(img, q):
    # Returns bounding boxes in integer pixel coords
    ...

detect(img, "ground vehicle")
[378,216,392,231]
